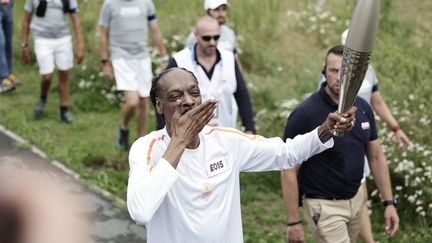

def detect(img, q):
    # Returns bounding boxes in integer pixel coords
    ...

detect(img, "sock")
[60,106,68,115]
[40,96,47,103]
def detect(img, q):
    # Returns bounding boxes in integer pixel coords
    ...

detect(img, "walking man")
[21,0,85,123]
[99,0,169,150]
[281,45,399,243]
[160,16,254,133]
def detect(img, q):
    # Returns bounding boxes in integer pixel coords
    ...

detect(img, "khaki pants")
[303,188,364,243]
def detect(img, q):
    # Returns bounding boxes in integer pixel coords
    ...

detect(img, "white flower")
[78,79,85,88]
[172,34,182,41]
[280,99,299,109]
[407,195,416,203]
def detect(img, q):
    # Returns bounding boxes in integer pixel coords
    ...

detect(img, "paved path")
[0,125,146,243]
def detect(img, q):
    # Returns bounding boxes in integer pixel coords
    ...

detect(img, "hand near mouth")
[163,99,217,168]
[170,99,217,144]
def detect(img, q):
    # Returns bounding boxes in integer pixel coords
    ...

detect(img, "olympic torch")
[335,0,380,136]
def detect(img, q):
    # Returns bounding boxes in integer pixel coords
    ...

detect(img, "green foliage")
[0,0,431,241]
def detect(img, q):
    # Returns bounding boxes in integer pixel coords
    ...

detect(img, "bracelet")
[287,220,302,227]
[158,55,169,63]
[383,199,397,208]
[392,124,401,133]
[100,59,109,65]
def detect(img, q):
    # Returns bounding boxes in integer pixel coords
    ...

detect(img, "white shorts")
[112,57,153,98]
[34,36,74,75]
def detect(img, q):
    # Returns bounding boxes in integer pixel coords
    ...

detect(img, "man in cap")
[186,0,239,58]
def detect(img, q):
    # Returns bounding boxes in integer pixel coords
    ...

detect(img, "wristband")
[100,59,109,65]
[392,124,401,133]
[383,199,397,208]
[287,220,302,227]
[158,55,169,63]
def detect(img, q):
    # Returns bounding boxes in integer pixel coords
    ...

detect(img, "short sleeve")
[69,0,79,10]
[146,0,157,22]
[283,108,313,140]
[98,0,111,27]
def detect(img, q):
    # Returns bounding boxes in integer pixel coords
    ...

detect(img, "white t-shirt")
[127,126,333,243]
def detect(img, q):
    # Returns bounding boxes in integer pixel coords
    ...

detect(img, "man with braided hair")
[127,67,356,243]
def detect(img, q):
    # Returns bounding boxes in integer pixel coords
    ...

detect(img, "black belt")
[304,195,353,200]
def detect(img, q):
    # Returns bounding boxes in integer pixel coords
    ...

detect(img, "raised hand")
[318,106,357,142]
[163,99,217,168]
[169,99,217,145]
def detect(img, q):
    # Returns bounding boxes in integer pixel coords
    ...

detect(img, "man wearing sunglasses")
[157,16,255,134]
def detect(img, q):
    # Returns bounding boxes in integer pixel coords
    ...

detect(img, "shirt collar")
[193,44,222,64]
[319,82,338,109]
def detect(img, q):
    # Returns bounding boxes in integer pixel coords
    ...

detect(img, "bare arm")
[99,26,114,80]
[281,167,304,242]
[367,139,399,236]
[371,91,411,148]
[21,11,33,64]
[149,22,168,69]
[69,13,85,64]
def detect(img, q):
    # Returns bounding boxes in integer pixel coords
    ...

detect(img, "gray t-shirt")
[186,24,237,53]
[99,0,157,59]
[24,0,79,39]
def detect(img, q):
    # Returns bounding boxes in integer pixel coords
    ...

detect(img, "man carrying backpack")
[21,0,84,123]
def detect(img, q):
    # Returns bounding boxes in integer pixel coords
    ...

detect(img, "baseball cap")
[204,0,228,10]
[341,28,349,45]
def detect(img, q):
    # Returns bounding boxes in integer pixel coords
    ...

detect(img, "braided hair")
[150,67,199,108]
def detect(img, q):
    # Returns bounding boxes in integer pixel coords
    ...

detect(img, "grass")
[1,0,431,242]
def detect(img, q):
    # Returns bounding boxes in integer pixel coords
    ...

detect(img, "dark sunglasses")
[201,35,220,41]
